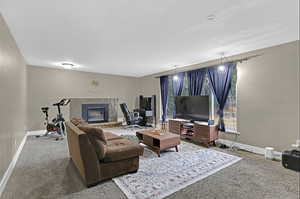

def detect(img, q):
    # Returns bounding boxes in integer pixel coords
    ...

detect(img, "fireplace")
[82,104,109,123]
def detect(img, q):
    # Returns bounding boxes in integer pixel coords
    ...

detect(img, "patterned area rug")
[113,149,241,199]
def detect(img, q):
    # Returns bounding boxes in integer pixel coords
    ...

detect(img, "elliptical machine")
[37,98,71,140]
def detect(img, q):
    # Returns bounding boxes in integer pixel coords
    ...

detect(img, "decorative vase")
[160,121,167,135]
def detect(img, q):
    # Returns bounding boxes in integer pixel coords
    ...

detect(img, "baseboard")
[27,130,45,136]
[0,133,27,198]
[217,139,282,161]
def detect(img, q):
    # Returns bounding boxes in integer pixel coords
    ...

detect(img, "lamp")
[218,53,226,72]
[173,65,179,80]
[218,65,225,72]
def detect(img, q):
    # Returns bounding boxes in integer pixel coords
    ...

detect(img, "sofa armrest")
[66,122,100,186]
[78,134,101,186]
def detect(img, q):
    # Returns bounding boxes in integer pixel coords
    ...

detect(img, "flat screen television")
[175,96,209,122]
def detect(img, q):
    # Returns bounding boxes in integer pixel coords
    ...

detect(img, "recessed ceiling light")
[207,14,216,21]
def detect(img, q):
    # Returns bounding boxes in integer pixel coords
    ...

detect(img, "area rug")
[113,149,241,199]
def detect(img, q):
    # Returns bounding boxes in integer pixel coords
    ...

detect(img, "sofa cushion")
[71,117,88,126]
[103,132,122,141]
[78,125,107,144]
[103,139,143,163]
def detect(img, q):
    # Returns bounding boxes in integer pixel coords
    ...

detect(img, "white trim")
[0,133,27,198]
[27,130,45,136]
[217,138,282,160]
[223,130,241,135]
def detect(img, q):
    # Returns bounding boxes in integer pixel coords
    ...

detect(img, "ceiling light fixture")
[207,14,216,21]
[61,62,75,69]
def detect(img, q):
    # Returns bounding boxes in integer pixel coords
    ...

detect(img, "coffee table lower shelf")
[136,130,180,157]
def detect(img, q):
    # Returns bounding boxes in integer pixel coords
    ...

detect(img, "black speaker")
[139,95,156,127]
[282,150,300,172]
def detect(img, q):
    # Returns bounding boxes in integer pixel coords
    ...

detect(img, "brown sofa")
[65,121,144,187]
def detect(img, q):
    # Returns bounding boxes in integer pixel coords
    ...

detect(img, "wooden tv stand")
[168,119,218,147]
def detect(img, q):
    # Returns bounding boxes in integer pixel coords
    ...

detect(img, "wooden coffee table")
[136,130,180,157]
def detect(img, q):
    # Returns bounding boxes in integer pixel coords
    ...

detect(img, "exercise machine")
[37,98,71,140]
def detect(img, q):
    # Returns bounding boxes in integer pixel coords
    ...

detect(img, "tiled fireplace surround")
[69,98,118,122]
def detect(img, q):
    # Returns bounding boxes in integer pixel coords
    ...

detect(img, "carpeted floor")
[1,128,299,199]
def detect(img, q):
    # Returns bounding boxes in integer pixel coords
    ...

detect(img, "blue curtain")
[172,72,185,96]
[172,72,185,117]
[207,62,236,131]
[160,76,169,122]
[187,68,206,96]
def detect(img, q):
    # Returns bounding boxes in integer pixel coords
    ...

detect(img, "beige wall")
[27,66,139,130]
[228,41,299,151]
[0,15,27,180]
[138,41,300,152]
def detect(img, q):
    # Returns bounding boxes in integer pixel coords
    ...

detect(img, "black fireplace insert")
[82,104,109,123]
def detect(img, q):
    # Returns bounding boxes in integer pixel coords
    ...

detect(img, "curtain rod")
[154,53,263,78]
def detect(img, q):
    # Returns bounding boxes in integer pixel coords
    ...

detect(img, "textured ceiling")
[0,0,299,77]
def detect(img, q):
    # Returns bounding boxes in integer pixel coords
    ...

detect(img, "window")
[166,66,237,133]
[167,76,174,119]
[212,66,237,132]
[167,73,189,118]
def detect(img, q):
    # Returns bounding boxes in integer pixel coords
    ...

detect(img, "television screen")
[175,96,209,121]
